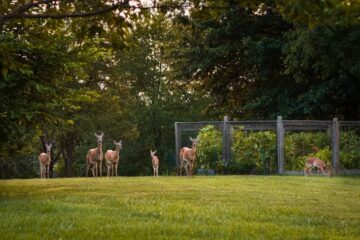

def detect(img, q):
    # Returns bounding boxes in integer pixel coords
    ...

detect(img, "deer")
[38,143,52,178]
[86,132,104,177]
[150,150,159,177]
[179,137,199,177]
[304,157,332,177]
[105,140,122,177]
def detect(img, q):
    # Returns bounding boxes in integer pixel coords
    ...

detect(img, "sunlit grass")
[0,176,360,239]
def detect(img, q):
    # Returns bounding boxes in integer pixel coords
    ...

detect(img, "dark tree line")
[0,0,359,178]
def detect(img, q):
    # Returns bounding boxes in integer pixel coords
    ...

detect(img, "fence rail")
[175,116,360,175]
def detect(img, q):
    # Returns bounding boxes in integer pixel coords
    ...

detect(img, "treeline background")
[0,0,359,178]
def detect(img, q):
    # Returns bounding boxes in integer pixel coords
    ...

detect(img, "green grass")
[0,176,360,240]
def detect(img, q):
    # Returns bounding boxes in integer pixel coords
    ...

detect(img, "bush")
[195,125,360,174]
[196,125,222,172]
[231,130,277,174]
[284,131,331,171]
[340,130,360,169]
[0,155,38,179]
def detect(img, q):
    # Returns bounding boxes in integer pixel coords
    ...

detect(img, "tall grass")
[0,176,359,239]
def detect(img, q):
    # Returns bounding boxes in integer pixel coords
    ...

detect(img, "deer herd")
[38,133,332,178]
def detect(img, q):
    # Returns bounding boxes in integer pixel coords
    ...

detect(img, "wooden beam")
[277,116,285,174]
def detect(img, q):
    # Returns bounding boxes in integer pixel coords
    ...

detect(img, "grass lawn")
[0,176,359,239]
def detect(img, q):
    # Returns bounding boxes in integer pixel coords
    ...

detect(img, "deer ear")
[189,137,194,141]
[100,132,104,138]
[113,140,117,145]
[154,150,157,154]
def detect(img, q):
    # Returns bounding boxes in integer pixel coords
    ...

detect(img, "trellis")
[175,116,360,175]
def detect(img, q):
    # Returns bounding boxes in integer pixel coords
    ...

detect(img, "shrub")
[231,130,277,174]
[0,155,38,179]
[284,131,331,171]
[340,130,360,169]
[196,125,222,172]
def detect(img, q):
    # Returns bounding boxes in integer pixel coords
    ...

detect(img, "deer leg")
[99,161,102,178]
[107,163,110,177]
[115,163,118,177]
[184,160,189,176]
[86,163,90,178]
[189,162,193,177]
[92,164,96,177]
[156,166,159,177]
[319,166,326,176]
[40,163,42,179]
[47,165,50,178]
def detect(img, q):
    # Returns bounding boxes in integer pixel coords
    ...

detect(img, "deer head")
[189,137,199,148]
[113,140,123,150]
[95,132,104,145]
[45,143,52,155]
[150,150,157,157]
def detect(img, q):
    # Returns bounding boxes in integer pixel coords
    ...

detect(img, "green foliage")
[278,0,360,28]
[315,147,332,165]
[196,125,222,171]
[283,26,360,119]
[0,155,38,179]
[167,0,360,120]
[1,176,360,239]
[284,131,331,170]
[340,130,360,169]
[231,130,277,174]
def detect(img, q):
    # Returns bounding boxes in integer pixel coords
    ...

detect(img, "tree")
[165,0,360,120]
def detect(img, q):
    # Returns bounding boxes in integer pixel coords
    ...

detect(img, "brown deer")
[86,132,104,177]
[150,150,159,177]
[304,157,332,177]
[179,137,199,176]
[38,143,52,178]
[105,140,122,177]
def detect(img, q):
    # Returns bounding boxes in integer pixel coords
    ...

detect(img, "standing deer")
[105,140,122,177]
[179,137,199,176]
[150,150,159,177]
[86,132,104,177]
[38,143,52,178]
[304,157,332,177]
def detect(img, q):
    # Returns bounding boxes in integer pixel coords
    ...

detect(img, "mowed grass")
[0,176,360,240]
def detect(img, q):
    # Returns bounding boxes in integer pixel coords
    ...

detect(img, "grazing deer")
[86,132,104,177]
[38,143,52,178]
[311,144,320,153]
[105,140,122,177]
[304,157,332,177]
[150,150,159,177]
[179,137,199,176]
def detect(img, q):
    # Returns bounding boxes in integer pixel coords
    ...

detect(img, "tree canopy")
[0,0,359,177]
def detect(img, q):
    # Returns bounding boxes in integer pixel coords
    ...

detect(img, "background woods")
[0,0,359,178]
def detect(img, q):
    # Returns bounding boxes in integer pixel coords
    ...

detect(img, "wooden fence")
[175,116,360,175]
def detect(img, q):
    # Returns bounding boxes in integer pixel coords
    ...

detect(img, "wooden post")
[222,116,231,166]
[175,122,181,167]
[331,118,340,174]
[277,116,284,174]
